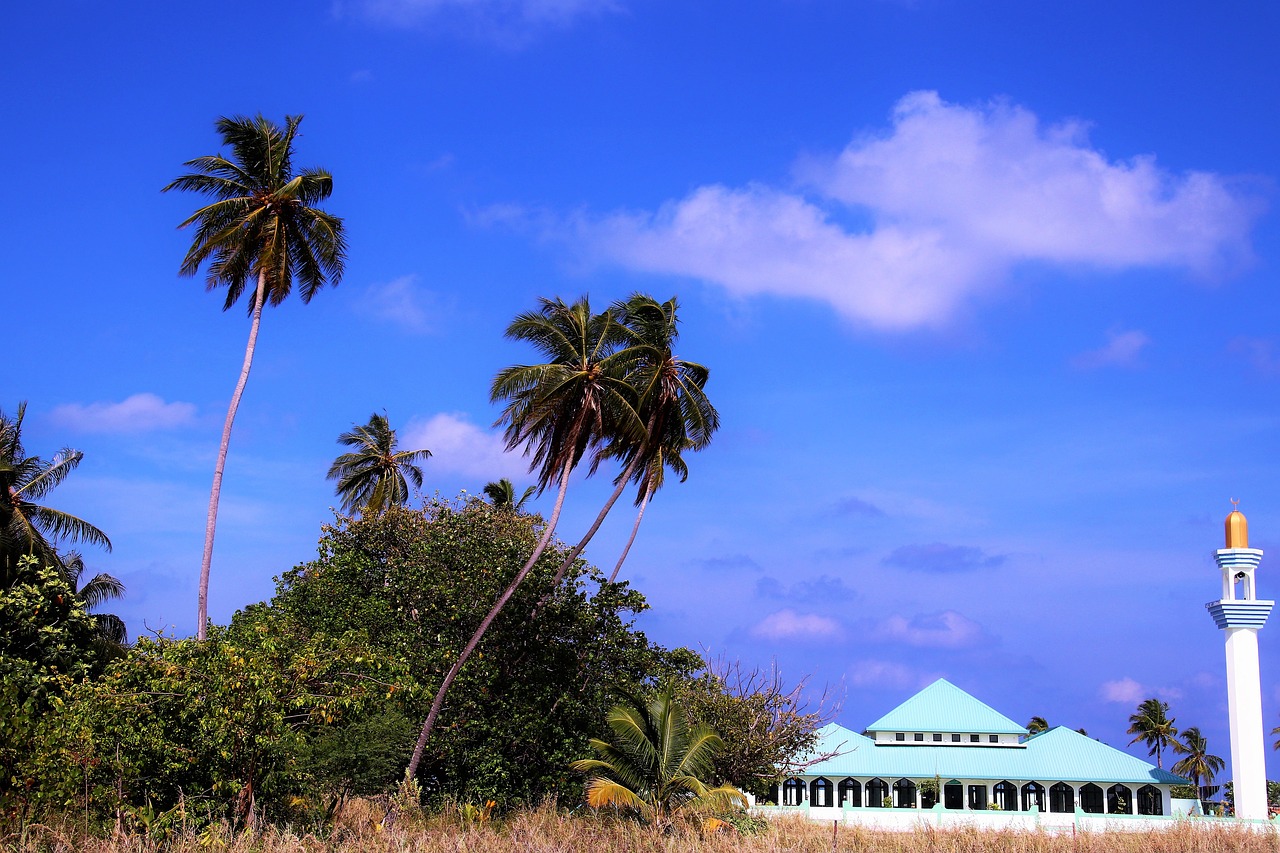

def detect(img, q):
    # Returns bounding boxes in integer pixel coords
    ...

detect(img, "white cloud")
[1071,329,1150,369]
[1099,677,1146,704]
[402,412,527,481]
[569,91,1262,330]
[879,610,985,649]
[357,275,442,334]
[345,0,618,28]
[751,608,843,641]
[50,394,197,434]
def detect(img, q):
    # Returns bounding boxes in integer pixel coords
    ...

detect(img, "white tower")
[1206,505,1272,820]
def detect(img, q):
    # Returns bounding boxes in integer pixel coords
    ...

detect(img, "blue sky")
[6,0,1280,780]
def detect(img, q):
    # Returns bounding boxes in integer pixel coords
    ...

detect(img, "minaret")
[1206,503,1272,820]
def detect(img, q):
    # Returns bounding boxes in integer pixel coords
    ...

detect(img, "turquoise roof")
[864,679,1028,735]
[798,724,1186,786]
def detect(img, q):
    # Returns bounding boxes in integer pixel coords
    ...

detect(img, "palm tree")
[327,413,430,515]
[164,114,346,641]
[62,551,128,646]
[406,296,643,781]
[0,403,111,587]
[482,478,534,512]
[604,294,717,583]
[1127,698,1178,768]
[571,688,746,829]
[1172,726,1225,800]
[1026,716,1049,734]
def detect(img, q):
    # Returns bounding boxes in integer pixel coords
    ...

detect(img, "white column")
[1226,627,1268,819]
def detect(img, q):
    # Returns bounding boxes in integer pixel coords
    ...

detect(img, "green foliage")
[571,688,747,829]
[273,498,696,804]
[1126,697,1177,769]
[21,611,406,828]
[1171,726,1224,794]
[327,412,430,515]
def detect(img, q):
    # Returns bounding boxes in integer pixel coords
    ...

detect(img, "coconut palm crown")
[327,412,430,515]
[1171,726,1224,797]
[571,688,746,827]
[164,114,346,640]
[1127,697,1178,768]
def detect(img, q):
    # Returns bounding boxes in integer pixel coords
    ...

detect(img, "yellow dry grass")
[6,804,1278,853]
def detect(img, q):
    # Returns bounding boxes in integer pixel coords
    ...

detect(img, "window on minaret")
[895,733,904,741]
[989,735,998,743]
[970,734,980,743]
[914,733,924,741]
[951,734,961,742]
[932,733,942,742]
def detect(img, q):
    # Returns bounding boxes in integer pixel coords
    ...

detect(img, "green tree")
[0,403,111,587]
[62,551,127,647]
[1027,716,1048,734]
[1127,697,1178,768]
[327,412,430,515]
[604,295,718,583]
[483,478,534,512]
[1172,726,1225,799]
[406,297,643,781]
[164,114,347,641]
[571,688,745,829]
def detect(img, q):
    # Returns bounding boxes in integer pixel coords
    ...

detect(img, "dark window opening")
[1107,784,1132,815]
[838,778,862,808]
[993,781,1017,811]
[893,778,917,808]
[1049,782,1074,813]
[1021,781,1046,812]
[968,785,988,810]
[811,777,833,807]
[944,781,963,809]
[1137,785,1163,816]
[867,778,889,808]
[1080,783,1104,814]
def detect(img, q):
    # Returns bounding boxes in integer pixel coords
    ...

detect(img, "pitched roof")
[798,725,1187,786]
[864,679,1028,735]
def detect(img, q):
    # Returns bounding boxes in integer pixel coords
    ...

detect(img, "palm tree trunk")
[405,456,574,782]
[609,485,651,583]
[196,271,266,642]
[546,454,641,590]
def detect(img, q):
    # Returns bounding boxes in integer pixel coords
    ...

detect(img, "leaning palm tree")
[1127,698,1178,768]
[1172,726,1224,801]
[327,413,430,515]
[0,403,112,587]
[482,478,535,512]
[571,688,746,829]
[405,296,643,781]
[541,294,718,592]
[164,114,346,640]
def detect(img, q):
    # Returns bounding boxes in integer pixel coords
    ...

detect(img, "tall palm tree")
[0,403,111,587]
[539,294,718,593]
[61,551,128,647]
[164,114,346,640]
[327,413,430,515]
[406,296,643,781]
[1172,726,1224,800]
[1127,698,1178,768]
[482,478,534,512]
[571,688,746,829]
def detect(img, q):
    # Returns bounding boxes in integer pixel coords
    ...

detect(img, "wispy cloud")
[832,495,887,517]
[1099,677,1145,704]
[50,394,197,434]
[1071,329,1150,369]
[756,574,858,604]
[402,412,526,481]
[340,0,620,34]
[751,608,843,641]
[882,542,1005,573]
[878,610,988,649]
[695,553,763,573]
[357,275,443,334]
[848,659,939,690]
[1230,336,1280,376]
[558,91,1261,330]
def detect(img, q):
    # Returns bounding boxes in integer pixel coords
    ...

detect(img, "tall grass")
[6,803,1276,853]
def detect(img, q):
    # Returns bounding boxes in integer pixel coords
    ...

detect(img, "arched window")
[838,778,862,808]
[993,780,1017,811]
[1079,783,1103,814]
[1137,785,1163,816]
[894,778,918,808]
[944,780,964,809]
[782,778,805,806]
[967,785,988,810]
[1107,784,1132,814]
[867,777,889,808]
[810,777,833,807]
[1049,782,1074,813]
[1021,781,1045,812]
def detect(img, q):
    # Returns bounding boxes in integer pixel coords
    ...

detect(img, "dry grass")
[5,804,1278,853]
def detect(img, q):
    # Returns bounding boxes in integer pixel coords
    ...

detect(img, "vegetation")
[1126,698,1178,769]
[483,478,535,512]
[164,114,348,641]
[1171,726,1225,800]
[327,412,430,514]
[571,688,746,829]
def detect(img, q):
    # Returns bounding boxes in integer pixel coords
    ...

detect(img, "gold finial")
[1226,500,1248,549]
